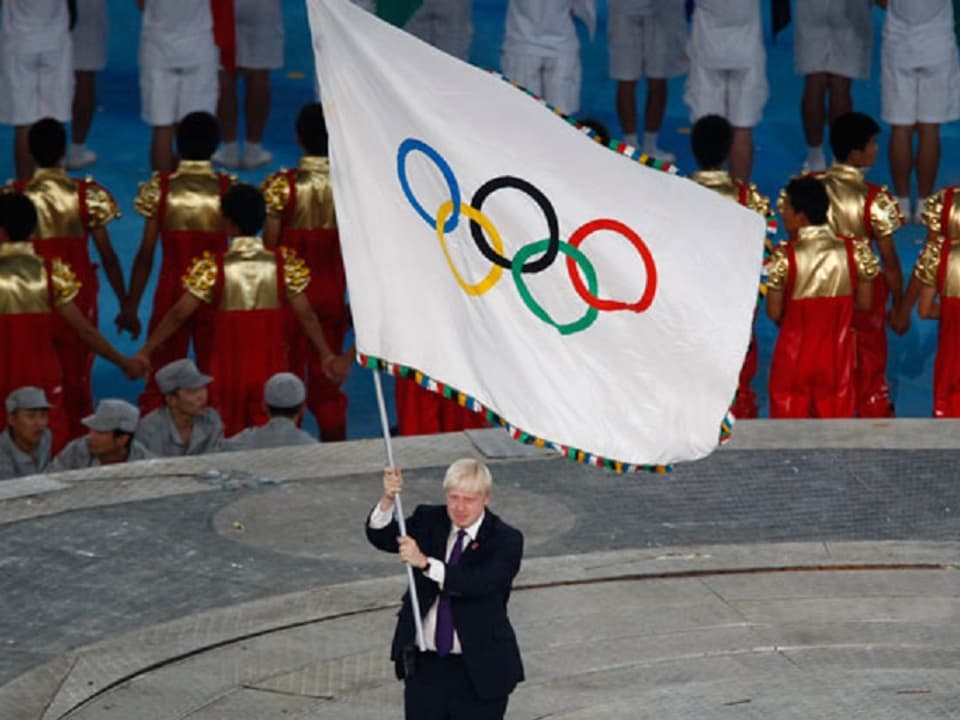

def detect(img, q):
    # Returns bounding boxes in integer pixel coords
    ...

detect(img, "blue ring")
[397,138,461,233]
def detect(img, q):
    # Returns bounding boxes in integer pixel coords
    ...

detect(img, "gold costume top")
[915,189,960,298]
[920,188,960,239]
[779,164,902,240]
[261,156,337,230]
[0,242,80,314]
[690,170,772,217]
[914,237,960,298]
[182,237,311,310]
[134,161,236,231]
[9,169,120,239]
[767,225,879,300]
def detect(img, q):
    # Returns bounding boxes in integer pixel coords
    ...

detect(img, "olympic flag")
[306,0,767,468]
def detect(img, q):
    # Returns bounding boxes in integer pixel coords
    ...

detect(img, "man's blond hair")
[442,458,493,497]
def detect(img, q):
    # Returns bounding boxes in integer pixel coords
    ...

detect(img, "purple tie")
[435,528,466,656]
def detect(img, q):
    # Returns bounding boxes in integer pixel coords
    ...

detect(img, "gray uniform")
[49,437,155,471]
[0,428,52,479]
[135,407,224,457]
[223,417,317,451]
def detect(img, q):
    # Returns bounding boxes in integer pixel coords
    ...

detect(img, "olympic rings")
[396,137,659,335]
[513,240,599,335]
[398,138,461,233]
[470,177,560,273]
[436,201,504,296]
[567,219,658,313]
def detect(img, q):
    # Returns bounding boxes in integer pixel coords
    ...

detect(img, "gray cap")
[5,386,52,413]
[82,399,140,433]
[155,358,213,394]
[264,372,306,408]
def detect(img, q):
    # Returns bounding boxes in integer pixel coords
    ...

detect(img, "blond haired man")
[366,459,524,720]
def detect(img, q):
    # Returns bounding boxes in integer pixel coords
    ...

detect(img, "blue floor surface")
[2,1,956,438]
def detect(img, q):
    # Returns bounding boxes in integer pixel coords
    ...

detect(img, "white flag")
[307,0,766,469]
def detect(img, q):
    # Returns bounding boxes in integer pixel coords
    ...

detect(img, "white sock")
[622,132,639,148]
[806,144,826,166]
[245,141,262,154]
[220,141,238,153]
[70,142,86,154]
[895,195,911,220]
[642,132,659,153]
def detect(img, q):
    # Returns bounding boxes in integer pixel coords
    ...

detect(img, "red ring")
[566,219,657,312]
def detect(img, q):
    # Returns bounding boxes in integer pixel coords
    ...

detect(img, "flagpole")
[372,369,427,651]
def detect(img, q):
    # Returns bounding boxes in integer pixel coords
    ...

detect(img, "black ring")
[469,176,560,273]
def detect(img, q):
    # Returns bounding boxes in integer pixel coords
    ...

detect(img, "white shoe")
[212,144,241,169]
[242,145,274,169]
[65,146,97,170]
[895,196,911,223]
[912,197,928,226]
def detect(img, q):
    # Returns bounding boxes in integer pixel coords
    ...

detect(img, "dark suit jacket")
[366,504,525,700]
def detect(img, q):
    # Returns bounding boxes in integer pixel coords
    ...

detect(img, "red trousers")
[282,228,349,441]
[769,296,856,418]
[731,331,758,419]
[852,281,894,417]
[32,236,97,438]
[140,230,224,412]
[0,314,68,452]
[395,376,489,436]
[209,308,288,437]
[933,298,960,417]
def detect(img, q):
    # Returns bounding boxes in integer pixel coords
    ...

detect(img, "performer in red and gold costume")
[0,193,143,450]
[4,119,126,437]
[137,184,351,437]
[797,112,904,417]
[766,178,879,418]
[690,114,773,419]
[261,104,351,441]
[912,186,960,417]
[122,112,236,412]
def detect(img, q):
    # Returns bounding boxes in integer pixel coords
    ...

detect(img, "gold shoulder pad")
[870,186,904,237]
[133,174,162,218]
[766,244,789,291]
[852,238,880,281]
[746,184,772,218]
[51,258,81,306]
[182,251,218,304]
[84,179,121,228]
[921,190,946,234]
[280,246,311,297]
[261,170,292,216]
[913,237,943,288]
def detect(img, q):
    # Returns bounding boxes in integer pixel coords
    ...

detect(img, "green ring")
[511,240,599,335]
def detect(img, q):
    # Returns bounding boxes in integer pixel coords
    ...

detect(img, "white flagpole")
[372,369,427,651]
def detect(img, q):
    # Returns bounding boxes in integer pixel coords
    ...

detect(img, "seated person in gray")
[136,359,224,456]
[0,387,52,479]
[50,400,155,471]
[224,373,318,451]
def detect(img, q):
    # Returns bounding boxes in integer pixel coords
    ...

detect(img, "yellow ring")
[436,201,504,296]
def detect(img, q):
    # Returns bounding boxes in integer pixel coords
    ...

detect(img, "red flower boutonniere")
[470,541,479,551]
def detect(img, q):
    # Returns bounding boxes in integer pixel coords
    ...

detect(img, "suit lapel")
[460,511,494,564]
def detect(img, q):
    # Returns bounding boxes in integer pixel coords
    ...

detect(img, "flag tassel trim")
[356,352,730,474]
